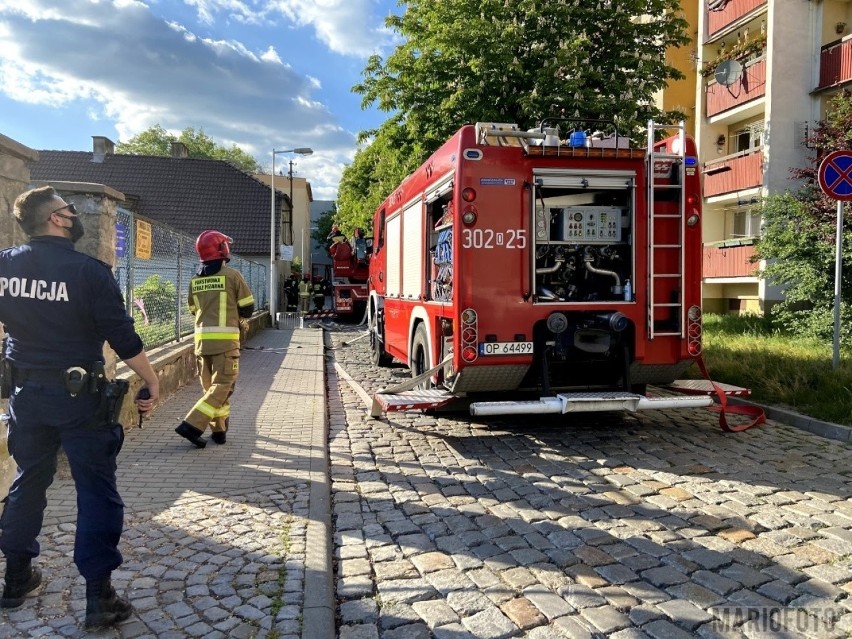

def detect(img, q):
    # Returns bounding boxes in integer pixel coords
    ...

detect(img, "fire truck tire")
[411,324,432,389]
[370,329,393,367]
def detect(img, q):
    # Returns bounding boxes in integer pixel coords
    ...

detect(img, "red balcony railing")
[705,58,766,118]
[817,36,852,90]
[707,0,767,38]
[703,243,757,278]
[703,149,763,198]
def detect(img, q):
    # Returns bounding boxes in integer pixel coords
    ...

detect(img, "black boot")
[84,577,133,628]
[211,418,228,445]
[1,556,42,609]
[175,421,206,448]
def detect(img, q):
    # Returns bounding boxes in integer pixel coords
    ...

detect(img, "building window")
[732,207,762,239]
[732,122,764,153]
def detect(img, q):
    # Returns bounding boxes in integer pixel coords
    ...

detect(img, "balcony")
[703,149,763,198]
[705,58,766,118]
[817,36,852,90]
[707,0,767,38]
[703,241,758,279]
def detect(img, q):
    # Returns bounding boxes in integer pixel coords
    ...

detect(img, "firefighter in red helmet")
[175,230,255,448]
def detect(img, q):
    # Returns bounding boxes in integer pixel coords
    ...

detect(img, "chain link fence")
[115,209,267,350]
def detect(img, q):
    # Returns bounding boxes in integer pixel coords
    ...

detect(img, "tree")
[354,0,689,147]
[755,89,852,343]
[116,125,260,173]
[313,204,337,253]
[337,117,426,231]
[339,0,691,230]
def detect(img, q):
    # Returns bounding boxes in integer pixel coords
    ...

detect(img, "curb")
[302,327,335,639]
[726,395,852,443]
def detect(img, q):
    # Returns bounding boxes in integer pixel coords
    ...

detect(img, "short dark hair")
[14,185,57,236]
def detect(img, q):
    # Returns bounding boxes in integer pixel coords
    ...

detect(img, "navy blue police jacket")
[0,236,143,370]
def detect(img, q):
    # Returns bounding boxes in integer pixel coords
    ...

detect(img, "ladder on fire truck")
[646,121,686,340]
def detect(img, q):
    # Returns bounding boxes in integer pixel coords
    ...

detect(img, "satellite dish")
[714,59,743,86]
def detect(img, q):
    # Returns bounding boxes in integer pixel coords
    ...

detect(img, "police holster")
[88,363,130,429]
[0,337,10,400]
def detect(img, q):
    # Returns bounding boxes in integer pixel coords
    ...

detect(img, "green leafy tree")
[339,0,690,228]
[755,89,852,343]
[133,274,177,324]
[116,125,260,173]
[337,117,427,231]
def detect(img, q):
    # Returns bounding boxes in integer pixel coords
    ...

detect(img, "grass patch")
[693,313,852,426]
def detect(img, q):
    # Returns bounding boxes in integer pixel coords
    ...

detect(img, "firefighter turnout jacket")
[188,262,255,355]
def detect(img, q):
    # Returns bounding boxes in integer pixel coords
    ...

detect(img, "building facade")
[696,0,851,314]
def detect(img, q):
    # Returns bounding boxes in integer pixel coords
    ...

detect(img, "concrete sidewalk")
[0,327,333,639]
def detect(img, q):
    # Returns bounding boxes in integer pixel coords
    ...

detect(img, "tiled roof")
[30,151,281,255]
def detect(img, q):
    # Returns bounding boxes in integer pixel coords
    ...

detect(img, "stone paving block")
[629,604,666,626]
[641,566,690,588]
[374,559,418,581]
[641,619,697,639]
[666,581,726,608]
[461,606,520,639]
[522,585,574,620]
[412,598,461,628]
[432,623,478,639]
[656,598,714,631]
[379,601,421,629]
[560,583,607,610]
[377,577,439,604]
[339,624,379,639]
[447,589,502,616]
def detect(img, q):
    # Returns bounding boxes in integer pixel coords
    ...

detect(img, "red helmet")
[196,230,232,261]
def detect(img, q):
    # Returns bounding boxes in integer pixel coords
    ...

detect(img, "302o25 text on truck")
[366,119,752,422]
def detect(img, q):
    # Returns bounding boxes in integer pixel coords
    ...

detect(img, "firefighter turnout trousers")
[184,349,239,433]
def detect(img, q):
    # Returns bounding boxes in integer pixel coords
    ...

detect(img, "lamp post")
[270,146,313,323]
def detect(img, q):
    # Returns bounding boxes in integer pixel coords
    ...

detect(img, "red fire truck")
[329,230,370,319]
[367,119,740,419]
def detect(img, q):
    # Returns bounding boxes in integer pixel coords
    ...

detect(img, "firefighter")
[312,275,325,311]
[284,274,298,311]
[298,274,311,314]
[175,230,254,448]
[0,186,159,627]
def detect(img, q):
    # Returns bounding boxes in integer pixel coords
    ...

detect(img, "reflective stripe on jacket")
[188,264,254,355]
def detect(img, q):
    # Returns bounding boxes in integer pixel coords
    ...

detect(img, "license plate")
[479,341,534,356]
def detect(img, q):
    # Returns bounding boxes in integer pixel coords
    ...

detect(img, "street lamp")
[270,146,313,323]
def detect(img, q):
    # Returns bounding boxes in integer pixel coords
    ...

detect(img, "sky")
[0,0,401,201]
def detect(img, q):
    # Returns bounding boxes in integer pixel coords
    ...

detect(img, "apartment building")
[696,0,850,314]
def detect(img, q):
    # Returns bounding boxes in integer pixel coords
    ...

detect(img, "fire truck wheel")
[370,328,392,367]
[411,324,432,389]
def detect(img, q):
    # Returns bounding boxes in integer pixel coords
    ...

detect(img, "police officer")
[0,186,159,627]
[175,230,254,448]
[298,274,311,314]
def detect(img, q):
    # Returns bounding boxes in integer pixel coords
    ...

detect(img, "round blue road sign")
[818,150,852,201]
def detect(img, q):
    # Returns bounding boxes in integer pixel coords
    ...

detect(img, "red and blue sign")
[818,150,852,201]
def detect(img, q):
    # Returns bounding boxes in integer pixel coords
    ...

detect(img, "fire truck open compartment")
[532,170,635,305]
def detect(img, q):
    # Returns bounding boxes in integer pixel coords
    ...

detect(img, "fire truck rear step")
[469,392,713,416]
[371,389,456,416]
[665,379,751,396]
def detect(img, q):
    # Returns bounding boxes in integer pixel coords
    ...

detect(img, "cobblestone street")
[326,324,852,639]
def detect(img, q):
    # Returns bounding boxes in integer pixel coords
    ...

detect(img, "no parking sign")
[818,150,852,201]
[818,150,852,368]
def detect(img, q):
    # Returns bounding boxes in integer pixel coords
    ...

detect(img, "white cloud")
[0,0,369,197]
[183,0,394,58]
